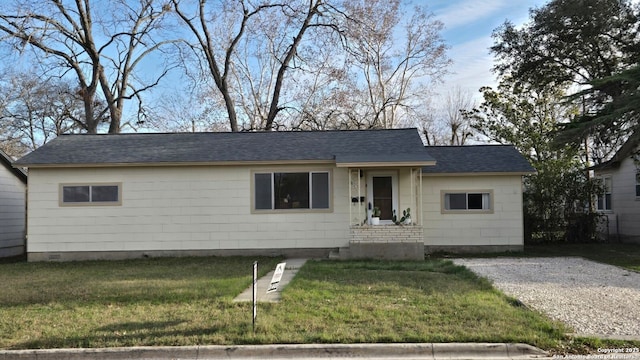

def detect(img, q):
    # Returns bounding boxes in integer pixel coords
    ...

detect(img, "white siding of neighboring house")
[421,175,524,250]
[0,163,26,257]
[597,156,640,242]
[27,165,351,260]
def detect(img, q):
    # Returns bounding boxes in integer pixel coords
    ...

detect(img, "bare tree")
[417,87,476,145]
[0,71,93,154]
[144,89,229,133]
[444,87,475,145]
[172,0,347,132]
[342,1,450,129]
[0,0,176,134]
[419,106,448,146]
[277,1,451,131]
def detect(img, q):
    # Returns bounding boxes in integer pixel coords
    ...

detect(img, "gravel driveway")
[452,257,640,338]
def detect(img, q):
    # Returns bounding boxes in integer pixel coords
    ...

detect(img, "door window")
[373,176,393,220]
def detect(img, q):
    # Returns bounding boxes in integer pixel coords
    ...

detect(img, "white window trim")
[251,170,332,213]
[59,183,122,207]
[367,171,399,225]
[440,190,494,214]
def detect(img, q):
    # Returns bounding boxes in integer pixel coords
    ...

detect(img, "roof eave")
[421,171,536,177]
[17,159,337,169]
[1,152,27,183]
[336,160,436,168]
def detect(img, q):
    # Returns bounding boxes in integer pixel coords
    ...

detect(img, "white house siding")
[26,165,351,260]
[421,175,524,252]
[597,157,640,242]
[398,168,421,222]
[0,164,26,257]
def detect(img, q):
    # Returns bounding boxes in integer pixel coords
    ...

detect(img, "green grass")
[0,257,570,350]
[0,256,282,349]
[254,260,566,348]
[524,243,640,272]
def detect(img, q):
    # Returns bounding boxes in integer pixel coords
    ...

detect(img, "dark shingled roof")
[421,145,535,174]
[15,128,435,167]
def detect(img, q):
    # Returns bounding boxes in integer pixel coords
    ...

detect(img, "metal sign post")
[252,261,257,332]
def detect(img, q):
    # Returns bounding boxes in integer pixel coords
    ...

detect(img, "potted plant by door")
[371,207,381,225]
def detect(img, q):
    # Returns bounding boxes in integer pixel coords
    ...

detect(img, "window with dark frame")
[62,185,120,204]
[254,171,329,211]
[444,192,491,211]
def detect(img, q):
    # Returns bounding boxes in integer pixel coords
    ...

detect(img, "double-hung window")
[442,190,492,213]
[597,176,612,211]
[60,184,121,206]
[253,171,330,211]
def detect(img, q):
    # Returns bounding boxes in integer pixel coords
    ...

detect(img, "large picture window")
[60,184,121,206]
[442,191,492,213]
[254,171,330,211]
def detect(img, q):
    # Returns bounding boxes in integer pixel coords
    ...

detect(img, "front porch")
[349,224,424,260]
[337,167,426,260]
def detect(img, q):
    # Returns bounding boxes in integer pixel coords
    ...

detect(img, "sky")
[427,0,548,99]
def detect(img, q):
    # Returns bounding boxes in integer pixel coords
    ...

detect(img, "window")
[60,184,121,205]
[597,176,612,211]
[636,170,640,197]
[254,171,330,211]
[442,191,492,213]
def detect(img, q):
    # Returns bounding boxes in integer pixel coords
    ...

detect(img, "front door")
[368,172,398,224]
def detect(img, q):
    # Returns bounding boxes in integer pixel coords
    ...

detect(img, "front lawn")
[0,256,567,350]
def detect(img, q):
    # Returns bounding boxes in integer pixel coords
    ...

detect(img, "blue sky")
[428,0,548,97]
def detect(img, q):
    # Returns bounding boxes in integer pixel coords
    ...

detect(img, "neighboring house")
[0,150,27,258]
[593,138,640,243]
[14,128,534,262]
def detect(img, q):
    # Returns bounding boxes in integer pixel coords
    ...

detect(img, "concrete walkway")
[233,258,307,303]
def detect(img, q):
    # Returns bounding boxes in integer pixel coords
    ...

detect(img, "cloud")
[434,0,509,31]
[435,36,496,98]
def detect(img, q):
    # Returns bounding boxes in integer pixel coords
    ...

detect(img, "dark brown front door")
[372,176,393,220]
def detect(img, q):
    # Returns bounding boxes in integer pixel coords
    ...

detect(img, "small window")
[443,191,492,213]
[63,186,90,203]
[311,172,330,209]
[253,171,330,211]
[61,184,121,205]
[636,170,640,197]
[597,176,612,211]
[254,173,273,210]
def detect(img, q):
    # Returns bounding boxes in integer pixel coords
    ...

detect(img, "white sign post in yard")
[266,262,287,293]
[252,261,257,332]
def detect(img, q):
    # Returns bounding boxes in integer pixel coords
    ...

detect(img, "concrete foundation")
[425,245,524,254]
[349,241,424,261]
[27,248,333,262]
